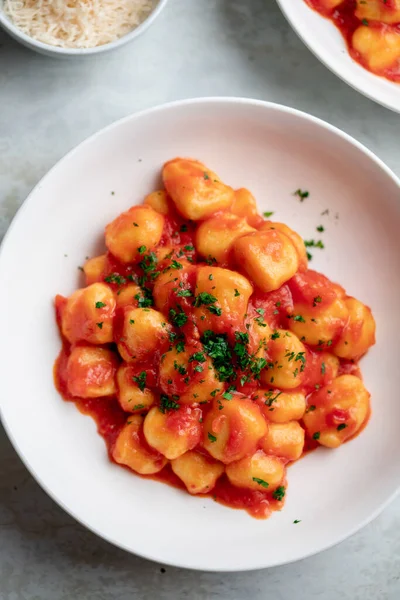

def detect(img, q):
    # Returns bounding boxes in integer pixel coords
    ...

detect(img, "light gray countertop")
[0,0,399,598]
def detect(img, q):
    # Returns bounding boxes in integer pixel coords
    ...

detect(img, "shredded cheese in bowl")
[3,0,155,48]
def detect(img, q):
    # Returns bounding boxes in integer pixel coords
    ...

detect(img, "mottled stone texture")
[0,0,399,597]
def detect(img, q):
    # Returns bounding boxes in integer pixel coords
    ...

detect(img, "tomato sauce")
[306,0,400,83]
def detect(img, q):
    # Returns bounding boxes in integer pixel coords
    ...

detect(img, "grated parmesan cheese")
[3,0,155,48]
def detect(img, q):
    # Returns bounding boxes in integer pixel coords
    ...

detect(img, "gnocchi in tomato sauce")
[306,0,400,83]
[54,158,375,519]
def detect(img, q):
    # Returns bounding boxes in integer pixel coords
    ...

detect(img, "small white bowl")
[0,98,399,571]
[0,0,168,57]
[276,0,400,114]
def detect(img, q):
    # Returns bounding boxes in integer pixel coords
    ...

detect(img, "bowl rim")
[1,97,399,571]
[276,0,400,114]
[0,0,168,55]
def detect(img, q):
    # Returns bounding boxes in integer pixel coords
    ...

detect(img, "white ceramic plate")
[1,98,399,571]
[276,0,400,113]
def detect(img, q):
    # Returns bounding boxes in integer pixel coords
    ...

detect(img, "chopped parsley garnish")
[263,211,274,218]
[273,486,286,501]
[96,322,103,329]
[207,305,222,316]
[134,291,153,308]
[293,315,306,323]
[264,390,282,407]
[138,245,147,254]
[176,340,185,353]
[307,252,313,261]
[293,520,301,524]
[209,274,213,281]
[337,423,347,431]
[193,292,218,307]
[129,319,135,325]
[307,405,316,412]
[95,301,106,309]
[252,477,269,489]
[176,289,192,297]
[313,296,322,307]
[270,331,280,340]
[173,360,187,375]
[234,289,240,297]
[304,239,324,249]
[193,292,222,316]
[169,307,188,328]
[189,352,206,363]
[313,432,320,440]
[316,225,324,232]
[133,404,145,410]
[222,391,233,400]
[294,189,309,201]
[362,18,369,25]
[132,371,147,391]
[321,362,326,375]
[202,331,234,382]
[203,172,210,180]
[171,260,183,270]
[180,224,188,232]
[207,432,217,443]
[159,394,180,413]
[104,273,126,285]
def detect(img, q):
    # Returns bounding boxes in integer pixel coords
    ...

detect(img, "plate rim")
[1,97,399,572]
[275,0,400,114]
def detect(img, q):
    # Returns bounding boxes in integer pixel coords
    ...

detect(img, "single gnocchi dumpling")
[303,375,370,449]
[162,158,235,220]
[152,263,196,314]
[258,221,308,271]
[261,421,305,462]
[355,0,400,24]
[171,451,224,494]
[195,213,255,265]
[333,297,376,360]
[144,190,171,215]
[159,344,220,405]
[203,396,267,464]
[261,330,307,389]
[117,307,170,363]
[112,415,167,474]
[61,282,115,344]
[143,405,202,460]
[115,283,143,310]
[233,230,299,293]
[226,450,285,492]
[231,188,260,227]
[105,205,164,264]
[287,270,349,345]
[193,266,253,334]
[352,25,400,72]
[255,389,306,424]
[116,363,155,412]
[83,254,107,285]
[66,346,118,398]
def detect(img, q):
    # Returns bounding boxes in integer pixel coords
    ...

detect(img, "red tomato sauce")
[306,0,400,83]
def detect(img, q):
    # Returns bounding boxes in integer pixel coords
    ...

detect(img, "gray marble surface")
[1,0,399,598]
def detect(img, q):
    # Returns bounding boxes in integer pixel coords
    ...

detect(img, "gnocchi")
[308,0,400,82]
[54,158,375,520]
